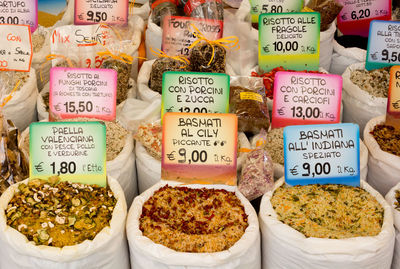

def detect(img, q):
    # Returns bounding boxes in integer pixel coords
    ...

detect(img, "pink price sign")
[49,67,117,121]
[272,72,342,128]
[0,0,38,32]
[74,0,128,25]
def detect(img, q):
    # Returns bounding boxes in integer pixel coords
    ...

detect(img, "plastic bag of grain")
[32,26,51,90]
[235,0,336,71]
[37,78,137,121]
[0,176,129,269]
[1,69,38,131]
[342,63,387,136]
[260,178,395,269]
[329,40,366,75]
[126,181,261,269]
[19,119,137,206]
[364,115,400,196]
[385,183,400,269]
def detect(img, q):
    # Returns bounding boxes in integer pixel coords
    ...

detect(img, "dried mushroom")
[101,59,132,105]
[189,42,226,73]
[150,58,189,94]
[371,124,400,157]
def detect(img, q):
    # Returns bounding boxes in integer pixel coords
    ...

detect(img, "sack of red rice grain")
[364,115,400,196]
[260,178,395,269]
[126,181,261,269]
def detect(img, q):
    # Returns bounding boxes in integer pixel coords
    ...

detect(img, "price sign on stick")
[49,67,117,121]
[29,122,107,186]
[284,123,360,187]
[249,0,304,23]
[366,20,400,70]
[0,0,38,32]
[161,72,229,119]
[272,71,342,128]
[0,24,32,72]
[74,0,128,25]
[162,16,223,57]
[337,0,391,38]
[162,112,237,185]
[258,12,320,72]
[386,66,400,129]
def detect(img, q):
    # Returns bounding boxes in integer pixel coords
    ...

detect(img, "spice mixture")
[6,176,117,247]
[150,58,189,94]
[264,128,284,165]
[101,59,132,105]
[271,184,384,239]
[371,124,400,157]
[139,185,248,252]
[134,123,162,160]
[350,67,390,98]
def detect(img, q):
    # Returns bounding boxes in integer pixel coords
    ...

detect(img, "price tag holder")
[366,20,400,70]
[386,66,400,129]
[49,67,117,121]
[249,0,303,23]
[284,123,360,187]
[74,0,128,25]
[161,72,229,119]
[258,12,320,72]
[162,16,223,57]
[162,112,237,185]
[0,0,38,32]
[0,24,32,72]
[272,71,342,128]
[29,121,107,186]
[337,0,391,38]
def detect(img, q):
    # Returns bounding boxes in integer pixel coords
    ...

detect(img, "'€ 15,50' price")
[63,101,93,114]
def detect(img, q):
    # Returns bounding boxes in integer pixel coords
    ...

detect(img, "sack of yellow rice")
[126,181,261,268]
[259,178,395,269]
[0,176,129,269]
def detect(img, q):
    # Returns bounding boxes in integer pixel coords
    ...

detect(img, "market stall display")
[385,183,400,269]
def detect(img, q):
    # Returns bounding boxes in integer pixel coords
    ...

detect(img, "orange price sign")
[387,66,400,129]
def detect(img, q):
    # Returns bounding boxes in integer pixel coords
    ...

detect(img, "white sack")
[330,40,366,75]
[137,59,161,103]
[364,115,400,196]
[126,181,261,269]
[0,176,129,269]
[19,121,137,206]
[145,7,163,61]
[236,0,335,71]
[385,183,400,269]
[130,3,151,21]
[260,178,395,269]
[32,26,51,91]
[37,78,137,121]
[3,68,38,131]
[342,62,387,137]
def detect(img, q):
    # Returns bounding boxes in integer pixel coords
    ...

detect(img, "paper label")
[38,0,66,28]
[0,24,32,72]
[337,0,391,37]
[162,16,223,57]
[284,123,360,186]
[29,121,107,187]
[386,66,400,128]
[49,67,117,121]
[240,92,263,102]
[249,0,303,23]
[272,72,342,128]
[0,0,38,32]
[51,24,118,68]
[258,12,320,72]
[366,20,400,70]
[162,113,237,185]
[74,0,128,25]
[161,72,229,119]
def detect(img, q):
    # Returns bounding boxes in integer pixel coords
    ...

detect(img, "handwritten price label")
[162,112,237,185]
[162,16,223,57]
[30,121,107,186]
[284,123,360,186]
[49,67,117,121]
[0,24,32,72]
[272,71,342,128]
[258,12,320,72]
[366,20,400,70]
[337,0,391,37]
[0,0,38,32]
[74,0,128,25]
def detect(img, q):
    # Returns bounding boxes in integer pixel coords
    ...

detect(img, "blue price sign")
[283,123,360,186]
[366,20,400,70]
